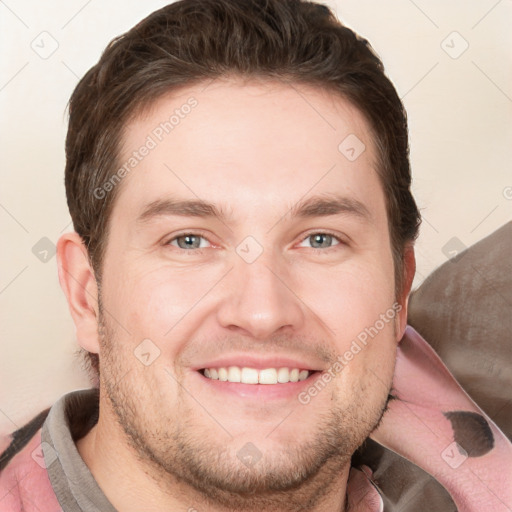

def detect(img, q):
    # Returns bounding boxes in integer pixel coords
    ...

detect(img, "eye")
[164,231,344,254]
[166,233,211,251]
[297,232,342,251]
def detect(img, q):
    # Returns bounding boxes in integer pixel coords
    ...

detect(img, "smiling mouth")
[198,366,320,384]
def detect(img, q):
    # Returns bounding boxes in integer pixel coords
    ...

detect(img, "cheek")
[297,257,396,337]
[327,325,396,423]
[98,269,200,392]
[106,265,217,346]
[301,254,397,386]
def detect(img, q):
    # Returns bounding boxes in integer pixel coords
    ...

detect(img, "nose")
[216,250,305,339]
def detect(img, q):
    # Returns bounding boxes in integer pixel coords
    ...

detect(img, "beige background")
[1,0,511,433]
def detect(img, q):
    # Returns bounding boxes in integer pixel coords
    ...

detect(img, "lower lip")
[194,370,322,400]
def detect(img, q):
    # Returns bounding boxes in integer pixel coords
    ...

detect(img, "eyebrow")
[136,194,372,225]
[137,197,231,224]
[289,194,371,221]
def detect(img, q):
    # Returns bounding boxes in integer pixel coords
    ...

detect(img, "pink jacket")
[0,428,62,511]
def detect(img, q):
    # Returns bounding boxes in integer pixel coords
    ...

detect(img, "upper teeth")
[203,367,311,384]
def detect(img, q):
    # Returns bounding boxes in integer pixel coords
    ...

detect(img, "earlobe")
[57,232,100,355]
[396,245,416,342]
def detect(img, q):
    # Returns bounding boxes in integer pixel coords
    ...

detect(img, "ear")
[57,232,100,354]
[395,244,416,342]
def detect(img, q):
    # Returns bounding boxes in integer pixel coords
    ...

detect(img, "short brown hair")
[66,0,421,380]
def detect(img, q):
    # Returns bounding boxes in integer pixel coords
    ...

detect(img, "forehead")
[112,78,385,226]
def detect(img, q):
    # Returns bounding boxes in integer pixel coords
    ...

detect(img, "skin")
[58,77,415,511]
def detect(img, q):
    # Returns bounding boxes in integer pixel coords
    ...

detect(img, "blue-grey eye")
[170,234,209,250]
[300,233,341,249]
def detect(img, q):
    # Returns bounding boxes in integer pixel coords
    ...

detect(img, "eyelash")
[164,230,345,254]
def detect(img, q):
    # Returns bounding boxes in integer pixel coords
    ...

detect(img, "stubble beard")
[97,306,392,511]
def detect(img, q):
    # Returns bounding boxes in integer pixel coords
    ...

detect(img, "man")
[1,0,510,511]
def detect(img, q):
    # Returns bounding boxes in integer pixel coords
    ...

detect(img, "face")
[96,78,402,506]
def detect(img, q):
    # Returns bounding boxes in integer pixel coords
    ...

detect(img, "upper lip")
[193,355,325,372]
